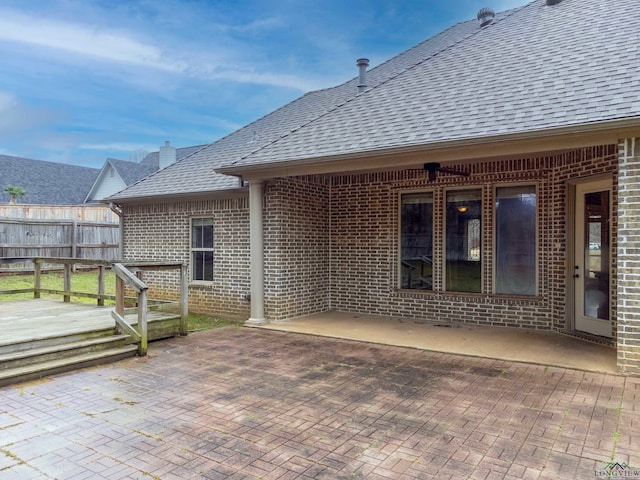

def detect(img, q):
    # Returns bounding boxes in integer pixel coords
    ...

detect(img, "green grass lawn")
[0,271,243,331]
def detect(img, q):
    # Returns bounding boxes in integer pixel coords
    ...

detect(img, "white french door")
[574,178,612,337]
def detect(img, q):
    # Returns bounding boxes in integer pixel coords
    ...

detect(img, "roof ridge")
[233,3,529,166]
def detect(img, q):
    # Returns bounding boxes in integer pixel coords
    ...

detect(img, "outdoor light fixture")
[457,205,468,213]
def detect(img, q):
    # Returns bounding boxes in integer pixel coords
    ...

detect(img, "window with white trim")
[191,218,214,281]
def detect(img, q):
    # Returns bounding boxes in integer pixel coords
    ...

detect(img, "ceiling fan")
[423,162,470,181]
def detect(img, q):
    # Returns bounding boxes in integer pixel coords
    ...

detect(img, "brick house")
[109,0,640,373]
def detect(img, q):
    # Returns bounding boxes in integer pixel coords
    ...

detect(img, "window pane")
[400,193,433,289]
[203,251,214,281]
[192,218,214,248]
[495,186,536,295]
[193,251,204,280]
[446,190,481,292]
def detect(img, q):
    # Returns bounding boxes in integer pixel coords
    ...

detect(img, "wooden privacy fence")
[0,217,119,271]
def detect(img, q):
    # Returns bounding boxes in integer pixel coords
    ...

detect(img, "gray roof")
[111,0,640,201]
[106,145,207,187]
[108,9,490,202]
[227,0,640,168]
[0,154,100,205]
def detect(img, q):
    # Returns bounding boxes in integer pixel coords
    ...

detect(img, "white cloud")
[0,10,184,72]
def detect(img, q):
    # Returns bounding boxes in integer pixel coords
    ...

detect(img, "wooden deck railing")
[0,257,189,356]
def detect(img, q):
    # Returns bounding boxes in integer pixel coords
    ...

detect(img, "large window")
[400,193,433,290]
[495,186,537,295]
[445,190,482,292]
[191,218,214,281]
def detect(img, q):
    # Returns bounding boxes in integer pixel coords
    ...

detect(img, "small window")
[445,189,482,292]
[400,193,433,290]
[191,218,214,281]
[495,186,537,295]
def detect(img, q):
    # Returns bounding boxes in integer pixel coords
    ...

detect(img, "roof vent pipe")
[477,7,495,27]
[357,58,369,93]
[546,0,563,5]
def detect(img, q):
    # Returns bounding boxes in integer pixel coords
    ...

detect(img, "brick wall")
[617,138,640,373]
[263,177,330,321]
[122,197,250,318]
[293,146,617,334]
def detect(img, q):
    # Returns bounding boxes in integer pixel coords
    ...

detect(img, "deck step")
[0,335,133,370]
[0,345,138,387]
[0,327,117,356]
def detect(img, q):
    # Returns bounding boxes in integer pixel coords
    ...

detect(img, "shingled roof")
[221,0,640,171]
[110,0,640,202]
[0,154,99,205]
[108,8,498,202]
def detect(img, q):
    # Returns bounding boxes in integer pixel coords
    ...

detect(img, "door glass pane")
[583,191,609,320]
[495,186,537,295]
[400,193,433,290]
[446,190,481,292]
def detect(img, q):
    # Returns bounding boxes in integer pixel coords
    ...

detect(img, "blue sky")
[0,0,531,168]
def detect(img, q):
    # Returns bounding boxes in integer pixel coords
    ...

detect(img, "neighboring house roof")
[110,0,640,202]
[0,154,99,205]
[87,144,206,202]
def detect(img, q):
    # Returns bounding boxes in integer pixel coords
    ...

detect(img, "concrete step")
[0,335,133,370]
[0,345,138,387]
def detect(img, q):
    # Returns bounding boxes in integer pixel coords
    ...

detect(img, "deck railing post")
[34,259,41,299]
[115,275,125,318]
[97,265,105,306]
[138,288,148,356]
[180,264,189,336]
[63,263,72,302]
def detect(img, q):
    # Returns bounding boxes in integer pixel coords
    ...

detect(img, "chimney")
[357,58,369,93]
[158,140,177,170]
[477,8,495,27]
[546,0,563,4]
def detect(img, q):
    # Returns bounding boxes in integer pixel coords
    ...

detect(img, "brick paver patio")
[0,327,638,479]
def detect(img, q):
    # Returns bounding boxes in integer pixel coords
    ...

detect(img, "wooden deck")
[0,299,179,346]
[1,299,115,346]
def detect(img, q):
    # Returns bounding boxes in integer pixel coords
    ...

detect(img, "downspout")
[109,202,124,260]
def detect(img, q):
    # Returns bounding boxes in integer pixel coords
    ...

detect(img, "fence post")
[71,221,78,273]
[34,260,41,299]
[63,263,72,302]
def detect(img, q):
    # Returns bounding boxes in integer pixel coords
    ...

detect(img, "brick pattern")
[120,146,625,363]
[617,138,640,373]
[325,146,618,333]
[263,177,330,320]
[122,197,250,318]
[1,329,637,479]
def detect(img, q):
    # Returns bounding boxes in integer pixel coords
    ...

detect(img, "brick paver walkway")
[0,328,638,479]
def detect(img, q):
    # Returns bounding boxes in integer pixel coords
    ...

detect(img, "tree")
[3,185,26,204]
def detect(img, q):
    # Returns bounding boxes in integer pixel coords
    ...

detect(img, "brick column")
[617,138,640,373]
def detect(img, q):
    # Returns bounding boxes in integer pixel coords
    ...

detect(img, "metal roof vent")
[357,58,369,93]
[546,0,563,4]
[477,7,495,27]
